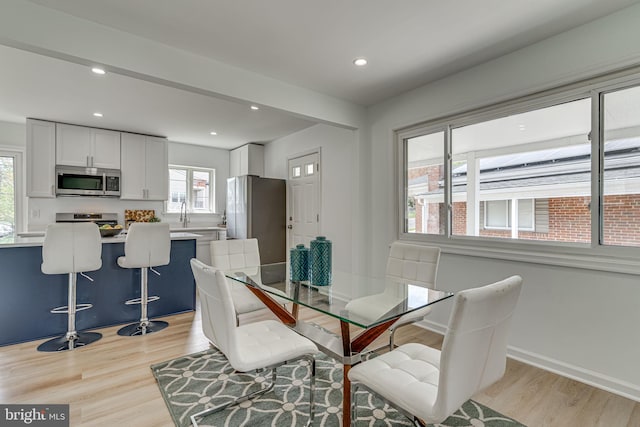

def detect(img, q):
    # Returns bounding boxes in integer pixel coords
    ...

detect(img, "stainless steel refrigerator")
[226,176,286,264]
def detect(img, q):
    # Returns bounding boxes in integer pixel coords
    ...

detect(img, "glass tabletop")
[224,263,454,329]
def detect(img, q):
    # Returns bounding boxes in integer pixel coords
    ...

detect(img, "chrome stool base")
[117,320,169,337]
[37,331,102,352]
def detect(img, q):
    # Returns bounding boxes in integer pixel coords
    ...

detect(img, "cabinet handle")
[51,185,55,196]
[86,156,90,167]
[91,156,94,167]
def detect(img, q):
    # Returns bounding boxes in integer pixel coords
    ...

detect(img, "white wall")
[264,123,355,274]
[0,121,25,148]
[364,4,640,400]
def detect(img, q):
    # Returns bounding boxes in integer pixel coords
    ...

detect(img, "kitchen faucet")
[179,201,189,228]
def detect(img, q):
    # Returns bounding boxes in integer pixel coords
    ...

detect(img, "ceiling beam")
[0,0,365,130]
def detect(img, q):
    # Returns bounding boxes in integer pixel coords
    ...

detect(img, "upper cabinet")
[26,119,56,198]
[56,123,121,169]
[229,143,264,177]
[120,133,168,200]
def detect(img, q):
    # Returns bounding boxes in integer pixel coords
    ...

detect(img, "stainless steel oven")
[56,165,120,197]
[55,212,118,227]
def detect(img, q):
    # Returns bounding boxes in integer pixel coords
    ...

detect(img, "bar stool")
[37,222,103,352]
[117,222,171,336]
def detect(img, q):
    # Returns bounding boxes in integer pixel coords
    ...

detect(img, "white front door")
[287,152,320,248]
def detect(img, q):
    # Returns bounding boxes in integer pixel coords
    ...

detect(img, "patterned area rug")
[151,348,526,427]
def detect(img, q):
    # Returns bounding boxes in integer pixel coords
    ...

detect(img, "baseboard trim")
[417,319,640,403]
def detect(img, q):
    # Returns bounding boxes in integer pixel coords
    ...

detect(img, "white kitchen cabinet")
[229,143,264,177]
[26,119,56,198]
[120,133,168,200]
[56,123,121,169]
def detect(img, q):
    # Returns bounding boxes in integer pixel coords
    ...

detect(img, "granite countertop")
[0,232,202,248]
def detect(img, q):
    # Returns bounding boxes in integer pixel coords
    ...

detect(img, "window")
[406,131,445,235]
[485,200,509,228]
[0,152,17,242]
[167,166,215,213]
[450,98,591,243]
[484,199,534,231]
[399,70,640,250]
[602,85,640,247]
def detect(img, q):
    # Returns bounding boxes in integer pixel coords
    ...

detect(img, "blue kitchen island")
[0,233,197,346]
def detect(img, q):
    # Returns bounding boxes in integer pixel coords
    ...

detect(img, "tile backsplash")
[124,209,156,228]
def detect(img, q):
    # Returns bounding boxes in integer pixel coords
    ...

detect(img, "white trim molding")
[418,319,640,403]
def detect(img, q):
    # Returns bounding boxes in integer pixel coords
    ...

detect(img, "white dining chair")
[189,259,318,427]
[348,275,523,426]
[210,238,287,324]
[385,242,440,349]
[344,242,440,350]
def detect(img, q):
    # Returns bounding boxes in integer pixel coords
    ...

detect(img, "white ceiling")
[1,0,639,149]
[0,45,315,149]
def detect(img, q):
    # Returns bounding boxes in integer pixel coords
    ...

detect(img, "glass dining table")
[224,263,454,425]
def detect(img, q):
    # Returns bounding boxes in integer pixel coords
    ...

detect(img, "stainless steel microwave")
[56,166,121,197]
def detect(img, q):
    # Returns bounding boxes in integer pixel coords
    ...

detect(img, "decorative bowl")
[99,228,123,237]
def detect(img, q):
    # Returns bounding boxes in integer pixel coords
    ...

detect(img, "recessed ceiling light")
[91,67,106,75]
[250,105,260,111]
[93,112,103,117]
[353,58,368,67]
[210,131,217,136]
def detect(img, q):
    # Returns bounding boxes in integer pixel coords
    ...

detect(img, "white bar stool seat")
[37,222,103,352]
[117,222,171,336]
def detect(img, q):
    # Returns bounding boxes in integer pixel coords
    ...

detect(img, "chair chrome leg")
[190,368,278,427]
[117,320,169,336]
[37,272,102,352]
[37,331,102,352]
[190,355,317,427]
[118,267,168,336]
[389,326,398,351]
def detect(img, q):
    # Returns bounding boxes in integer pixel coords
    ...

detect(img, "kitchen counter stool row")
[37,221,171,352]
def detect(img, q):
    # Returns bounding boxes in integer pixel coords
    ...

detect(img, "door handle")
[287,225,293,229]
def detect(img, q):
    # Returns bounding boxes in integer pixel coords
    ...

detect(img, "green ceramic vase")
[290,244,309,282]
[310,236,332,286]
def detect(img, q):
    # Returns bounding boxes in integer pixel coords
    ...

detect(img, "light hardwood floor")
[1,307,639,427]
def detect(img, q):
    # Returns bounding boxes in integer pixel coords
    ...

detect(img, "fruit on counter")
[99,224,123,229]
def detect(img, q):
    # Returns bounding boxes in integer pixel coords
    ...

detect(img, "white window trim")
[396,67,640,275]
[483,199,535,231]
[166,165,216,214]
[484,200,510,230]
[0,147,24,235]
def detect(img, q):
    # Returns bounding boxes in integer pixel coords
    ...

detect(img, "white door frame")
[286,148,322,250]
